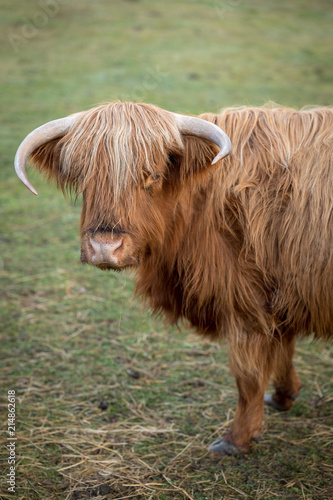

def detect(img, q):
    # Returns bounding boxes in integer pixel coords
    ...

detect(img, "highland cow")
[15,102,333,454]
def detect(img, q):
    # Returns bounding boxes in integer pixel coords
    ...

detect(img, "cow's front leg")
[264,333,302,411]
[209,333,276,455]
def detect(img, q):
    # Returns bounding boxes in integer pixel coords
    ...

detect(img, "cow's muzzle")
[81,232,138,270]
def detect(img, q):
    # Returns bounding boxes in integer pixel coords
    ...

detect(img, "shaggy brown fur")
[31,102,333,453]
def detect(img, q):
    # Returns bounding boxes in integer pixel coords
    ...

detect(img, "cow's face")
[17,102,230,271]
[74,104,186,271]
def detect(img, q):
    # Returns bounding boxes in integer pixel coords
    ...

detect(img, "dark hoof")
[208,438,241,456]
[264,394,289,412]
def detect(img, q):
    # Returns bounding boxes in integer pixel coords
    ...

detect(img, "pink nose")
[81,231,139,269]
[81,235,123,268]
[89,236,123,265]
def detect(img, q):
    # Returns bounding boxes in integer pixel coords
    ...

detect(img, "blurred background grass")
[1,1,333,499]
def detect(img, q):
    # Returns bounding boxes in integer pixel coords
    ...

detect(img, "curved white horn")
[171,113,232,164]
[14,115,77,195]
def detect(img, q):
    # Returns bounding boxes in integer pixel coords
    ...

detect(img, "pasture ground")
[1,0,333,498]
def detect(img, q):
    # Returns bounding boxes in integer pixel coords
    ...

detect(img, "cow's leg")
[264,334,302,411]
[209,333,276,455]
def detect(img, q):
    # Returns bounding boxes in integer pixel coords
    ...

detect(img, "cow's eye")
[144,173,161,189]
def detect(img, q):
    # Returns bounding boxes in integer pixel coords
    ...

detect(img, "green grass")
[1,0,333,498]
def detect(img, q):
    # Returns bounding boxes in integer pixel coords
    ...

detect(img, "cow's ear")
[177,135,220,180]
[30,137,76,193]
[30,138,62,179]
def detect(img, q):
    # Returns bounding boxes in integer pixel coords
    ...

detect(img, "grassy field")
[1,0,333,498]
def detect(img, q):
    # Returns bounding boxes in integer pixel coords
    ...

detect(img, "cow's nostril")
[81,232,137,270]
[88,236,123,266]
